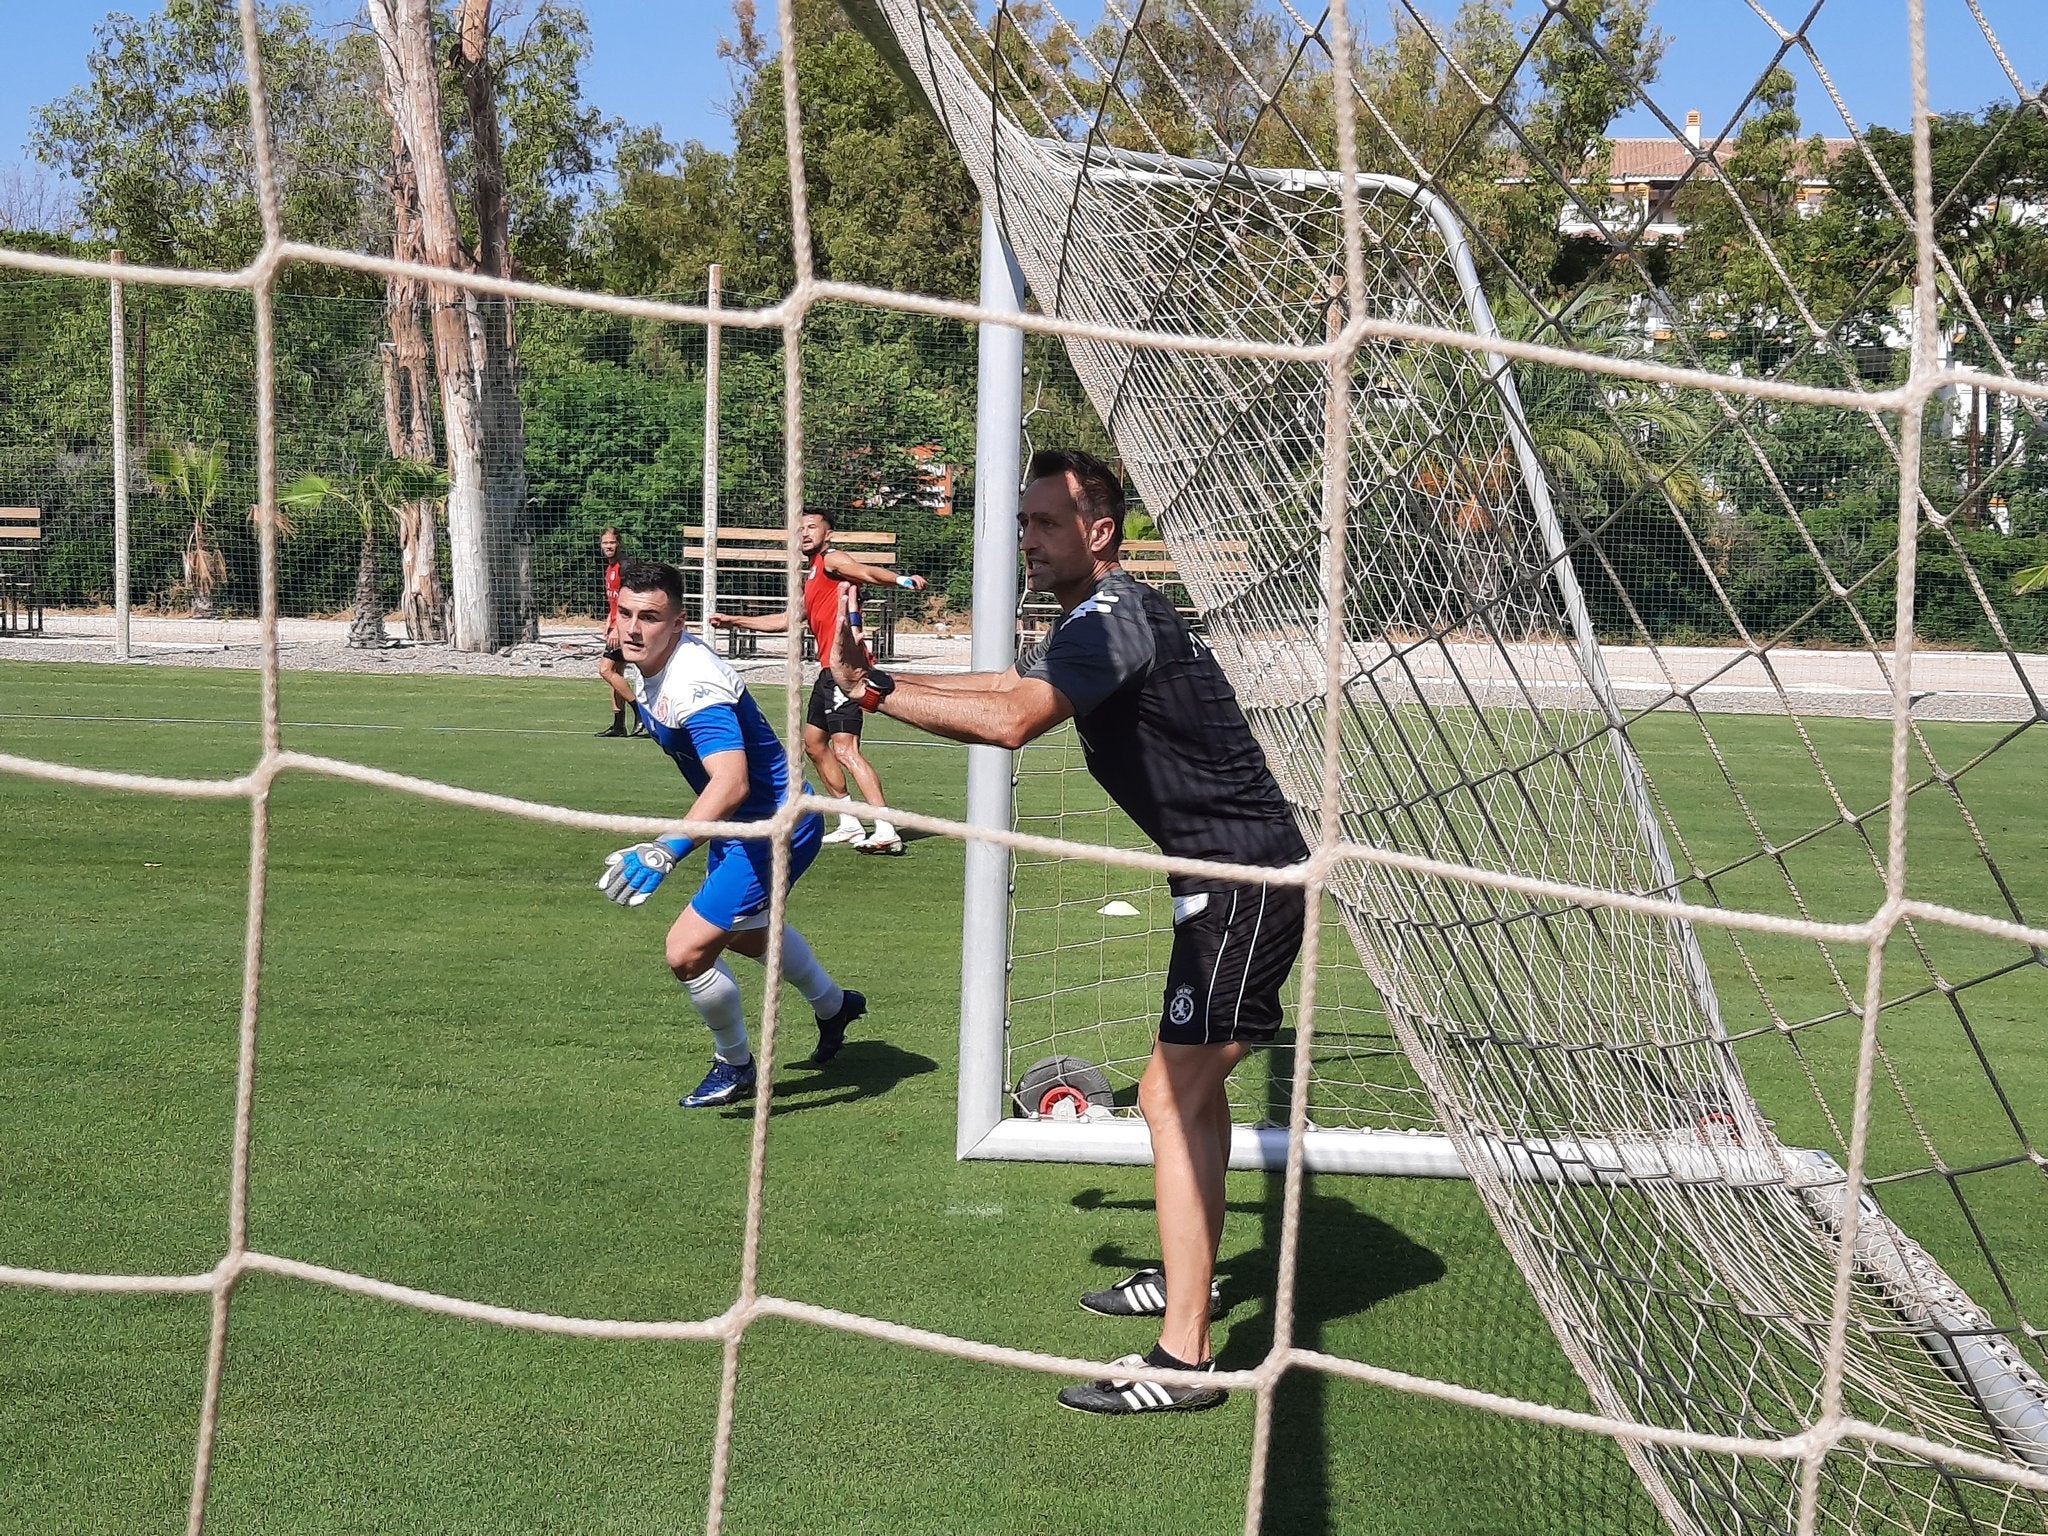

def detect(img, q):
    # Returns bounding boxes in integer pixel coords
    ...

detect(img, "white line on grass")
[0,711,967,745]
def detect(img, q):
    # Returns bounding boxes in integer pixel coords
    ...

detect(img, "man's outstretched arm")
[710,609,790,634]
[824,550,927,592]
[598,747,751,906]
[829,585,1067,749]
[889,668,1016,696]
[870,671,1071,750]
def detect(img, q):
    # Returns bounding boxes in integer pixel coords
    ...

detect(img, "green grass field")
[2,661,2041,1534]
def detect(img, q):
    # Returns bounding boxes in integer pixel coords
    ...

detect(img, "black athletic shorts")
[806,669,864,737]
[1158,880,1306,1046]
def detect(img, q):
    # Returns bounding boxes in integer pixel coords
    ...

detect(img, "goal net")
[851,0,2048,1531]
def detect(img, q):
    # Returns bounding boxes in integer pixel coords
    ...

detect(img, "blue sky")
[3,0,2038,218]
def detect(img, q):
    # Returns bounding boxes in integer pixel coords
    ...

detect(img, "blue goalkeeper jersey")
[630,635,795,824]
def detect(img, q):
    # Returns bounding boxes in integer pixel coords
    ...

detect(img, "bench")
[1018,538,1247,645]
[0,508,43,636]
[682,525,903,663]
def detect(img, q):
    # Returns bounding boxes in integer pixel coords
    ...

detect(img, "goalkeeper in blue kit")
[597,559,864,1107]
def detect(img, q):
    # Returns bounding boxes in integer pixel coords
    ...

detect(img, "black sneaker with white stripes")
[1056,1347,1227,1416]
[1079,1267,1226,1321]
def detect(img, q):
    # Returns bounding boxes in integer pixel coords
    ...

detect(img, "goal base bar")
[962,1120,1797,1183]
[964,1119,1471,1177]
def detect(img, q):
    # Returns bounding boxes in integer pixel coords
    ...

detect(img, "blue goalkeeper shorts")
[687,809,825,931]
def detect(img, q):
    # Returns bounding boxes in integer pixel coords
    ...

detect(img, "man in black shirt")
[830,449,1307,1415]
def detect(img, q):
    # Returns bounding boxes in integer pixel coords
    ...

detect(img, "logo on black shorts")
[1168,984,1196,1026]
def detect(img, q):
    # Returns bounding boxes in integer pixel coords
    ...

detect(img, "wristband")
[859,670,896,712]
[895,574,917,590]
[656,835,693,859]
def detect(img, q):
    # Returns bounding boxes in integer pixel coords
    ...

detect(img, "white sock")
[768,926,844,1019]
[682,961,750,1064]
[869,819,898,843]
[834,814,865,836]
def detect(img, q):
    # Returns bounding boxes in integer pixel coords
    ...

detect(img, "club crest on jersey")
[1168,984,1197,1026]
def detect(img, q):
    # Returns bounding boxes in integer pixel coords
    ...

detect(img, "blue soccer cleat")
[681,1057,757,1108]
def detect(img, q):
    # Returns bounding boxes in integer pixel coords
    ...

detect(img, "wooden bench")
[1018,538,1247,645]
[0,508,43,636]
[682,525,903,663]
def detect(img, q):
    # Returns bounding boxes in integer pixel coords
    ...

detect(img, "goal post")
[956,164,1578,1175]
[957,201,1026,1159]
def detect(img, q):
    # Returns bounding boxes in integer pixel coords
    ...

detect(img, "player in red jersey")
[594,527,642,738]
[712,508,925,853]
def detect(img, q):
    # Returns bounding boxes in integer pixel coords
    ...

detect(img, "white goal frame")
[944,160,2048,1464]
[953,160,1692,1177]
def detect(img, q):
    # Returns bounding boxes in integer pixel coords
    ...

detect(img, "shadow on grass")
[1070,1185,1443,1337]
[825,825,943,849]
[1068,1045,1449,1535]
[721,1040,939,1120]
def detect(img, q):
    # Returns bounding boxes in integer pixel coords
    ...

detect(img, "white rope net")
[2,2,2047,1534]
[863,0,2048,1532]
[1009,722,1430,1130]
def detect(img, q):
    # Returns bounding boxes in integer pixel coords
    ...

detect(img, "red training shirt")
[804,549,871,664]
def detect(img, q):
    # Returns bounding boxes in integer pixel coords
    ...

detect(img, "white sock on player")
[683,961,750,1063]
[768,925,844,1019]
[834,814,864,837]
[869,819,900,844]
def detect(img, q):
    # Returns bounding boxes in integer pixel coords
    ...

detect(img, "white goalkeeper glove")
[597,837,692,907]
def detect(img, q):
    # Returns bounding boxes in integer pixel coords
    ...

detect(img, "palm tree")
[145,441,229,618]
[1944,202,2048,498]
[1484,286,1712,515]
[1379,285,1711,628]
[280,458,449,648]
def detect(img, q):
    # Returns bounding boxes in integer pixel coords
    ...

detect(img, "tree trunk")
[1967,382,1982,508]
[184,526,217,620]
[367,0,500,652]
[456,0,536,645]
[380,114,447,644]
[349,522,389,648]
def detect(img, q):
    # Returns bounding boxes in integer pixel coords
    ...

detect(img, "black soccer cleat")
[596,719,628,738]
[810,989,866,1065]
[1056,1351,1227,1416]
[1080,1267,1226,1321]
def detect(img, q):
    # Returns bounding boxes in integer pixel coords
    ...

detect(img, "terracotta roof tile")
[1603,136,1854,184]
[1506,137,1855,186]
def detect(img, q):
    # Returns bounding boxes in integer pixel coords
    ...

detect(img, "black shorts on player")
[1158,880,1305,1046]
[806,669,865,738]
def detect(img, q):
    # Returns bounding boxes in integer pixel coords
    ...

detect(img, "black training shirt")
[1016,568,1308,892]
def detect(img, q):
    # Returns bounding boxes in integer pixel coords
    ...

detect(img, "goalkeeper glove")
[597,837,692,907]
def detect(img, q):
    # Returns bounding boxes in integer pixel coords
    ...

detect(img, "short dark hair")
[1027,449,1126,556]
[800,505,836,530]
[617,558,684,610]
